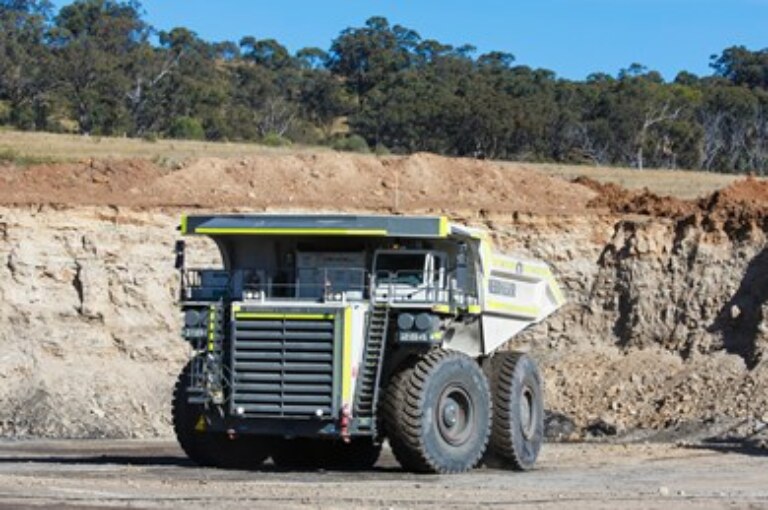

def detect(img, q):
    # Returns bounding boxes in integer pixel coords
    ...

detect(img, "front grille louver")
[231,315,337,418]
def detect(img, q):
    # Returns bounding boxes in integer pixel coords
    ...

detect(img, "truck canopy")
[181,214,450,238]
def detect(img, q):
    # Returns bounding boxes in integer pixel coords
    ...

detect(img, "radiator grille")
[231,314,337,418]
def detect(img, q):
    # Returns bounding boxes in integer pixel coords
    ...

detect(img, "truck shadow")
[682,438,768,458]
[0,454,401,472]
[0,454,191,467]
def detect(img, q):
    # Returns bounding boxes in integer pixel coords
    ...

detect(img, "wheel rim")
[520,385,536,440]
[436,384,475,446]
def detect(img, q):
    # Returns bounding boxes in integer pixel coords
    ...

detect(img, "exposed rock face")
[0,204,766,439]
[0,207,189,437]
[592,218,766,364]
[496,213,767,434]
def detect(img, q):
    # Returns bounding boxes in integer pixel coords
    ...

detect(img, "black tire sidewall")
[420,355,491,472]
[172,361,215,466]
[503,354,544,469]
[173,360,271,469]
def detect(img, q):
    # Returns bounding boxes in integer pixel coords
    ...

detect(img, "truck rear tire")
[485,352,544,471]
[382,350,491,474]
[172,361,271,469]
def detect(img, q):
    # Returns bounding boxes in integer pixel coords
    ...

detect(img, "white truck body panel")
[450,224,565,354]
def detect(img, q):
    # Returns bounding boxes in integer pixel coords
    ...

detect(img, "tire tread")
[382,350,491,474]
[487,352,543,471]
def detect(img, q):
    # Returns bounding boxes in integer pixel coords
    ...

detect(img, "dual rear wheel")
[382,350,543,474]
[485,352,545,470]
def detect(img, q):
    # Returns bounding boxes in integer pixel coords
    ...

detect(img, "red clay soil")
[0,152,594,215]
[574,176,697,217]
[575,175,768,226]
[703,176,768,216]
[2,153,766,229]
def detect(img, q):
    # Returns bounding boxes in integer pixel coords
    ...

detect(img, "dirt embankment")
[0,153,766,444]
[0,152,592,215]
[577,175,768,237]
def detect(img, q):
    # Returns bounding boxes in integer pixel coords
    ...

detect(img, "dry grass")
[0,129,329,163]
[0,129,746,199]
[519,162,742,200]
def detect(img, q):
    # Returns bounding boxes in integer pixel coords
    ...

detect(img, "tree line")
[2,0,768,173]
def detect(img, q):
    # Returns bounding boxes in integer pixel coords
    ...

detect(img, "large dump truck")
[173,214,564,473]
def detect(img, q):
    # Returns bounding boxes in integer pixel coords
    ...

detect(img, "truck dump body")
[173,213,564,473]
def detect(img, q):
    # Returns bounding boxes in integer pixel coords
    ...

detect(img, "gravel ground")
[0,440,765,509]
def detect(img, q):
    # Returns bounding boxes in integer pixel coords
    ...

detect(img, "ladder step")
[353,307,390,425]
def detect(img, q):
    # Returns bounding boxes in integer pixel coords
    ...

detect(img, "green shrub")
[168,117,205,140]
[261,132,292,147]
[0,148,58,166]
[284,121,323,145]
[332,134,370,153]
[0,148,18,164]
[152,154,184,169]
[0,101,10,124]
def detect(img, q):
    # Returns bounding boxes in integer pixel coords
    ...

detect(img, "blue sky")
[53,0,768,80]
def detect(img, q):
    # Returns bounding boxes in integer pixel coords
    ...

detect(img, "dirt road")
[0,440,764,509]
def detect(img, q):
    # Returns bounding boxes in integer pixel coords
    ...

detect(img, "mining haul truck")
[173,214,564,474]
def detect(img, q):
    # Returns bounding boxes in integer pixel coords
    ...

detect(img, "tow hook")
[340,404,351,443]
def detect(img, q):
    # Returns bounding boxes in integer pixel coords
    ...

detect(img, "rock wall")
[0,207,190,437]
[492,213,767,434]
[0,206,765,438]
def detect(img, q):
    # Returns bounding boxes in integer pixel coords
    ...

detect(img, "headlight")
[415,313,434,331]
[397,313,415,330]
[243,290,262,300]
[184,309,201,327]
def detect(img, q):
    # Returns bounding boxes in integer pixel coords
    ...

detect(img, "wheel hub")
[520,386,536,440]
[442,402,459,427]
[436,385,474,446]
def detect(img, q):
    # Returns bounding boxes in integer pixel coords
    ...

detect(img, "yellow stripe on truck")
[486,300,540,318]
[438,216,450,237]
[342,308,353,407]
[208,307,216,352]
[195,227,388,236]
[234,312,335,320]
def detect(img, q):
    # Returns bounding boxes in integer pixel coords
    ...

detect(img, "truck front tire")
[382,350,491,474]
[172,361,271,469]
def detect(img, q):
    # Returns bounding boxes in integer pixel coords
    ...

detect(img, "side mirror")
[174,240,186,270]
[457,243,468,266]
